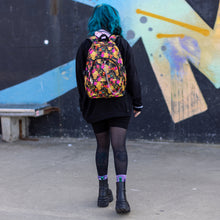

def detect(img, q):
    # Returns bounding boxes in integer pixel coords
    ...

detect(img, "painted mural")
[0,0,219,142]
[73,0,220,123]
[0,0,219,123]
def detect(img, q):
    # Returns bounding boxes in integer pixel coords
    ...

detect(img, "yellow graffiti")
[157,34,185,39]
[136,9,210,36]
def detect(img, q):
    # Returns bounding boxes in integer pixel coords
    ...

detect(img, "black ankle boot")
[97,179,113,207]
[115,182,130,214]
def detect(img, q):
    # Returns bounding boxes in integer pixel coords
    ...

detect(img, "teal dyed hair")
[88,4,122,36]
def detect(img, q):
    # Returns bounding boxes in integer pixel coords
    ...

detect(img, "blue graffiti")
[163,36,201,79]
[0,60,76,104]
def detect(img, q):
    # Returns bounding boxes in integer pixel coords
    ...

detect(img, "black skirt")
[92,116,131,134]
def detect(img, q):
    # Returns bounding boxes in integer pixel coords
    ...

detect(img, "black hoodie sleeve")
[116,37,143,111]
[76,39,92,111]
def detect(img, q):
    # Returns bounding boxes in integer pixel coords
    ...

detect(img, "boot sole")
[97,189,113,207]
[116,201,130,214]
[98,197,109,207]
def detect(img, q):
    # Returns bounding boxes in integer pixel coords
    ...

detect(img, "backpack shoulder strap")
[109,35,118,42]
[89,34,119,43]
[89,36,98,43]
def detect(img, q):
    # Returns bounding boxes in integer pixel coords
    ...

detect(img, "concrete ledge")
[1,117,29,142]
[0,104,59,142]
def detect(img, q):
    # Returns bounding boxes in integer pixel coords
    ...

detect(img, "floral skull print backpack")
[84,34,127,98]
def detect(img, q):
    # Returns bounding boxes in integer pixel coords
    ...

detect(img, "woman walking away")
[76,4,143,214]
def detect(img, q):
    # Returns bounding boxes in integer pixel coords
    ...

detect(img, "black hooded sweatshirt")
[76,35,143,123]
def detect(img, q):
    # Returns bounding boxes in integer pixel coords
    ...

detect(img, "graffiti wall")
[0,0,219,143]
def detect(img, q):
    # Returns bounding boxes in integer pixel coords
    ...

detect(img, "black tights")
[95,127,128,176]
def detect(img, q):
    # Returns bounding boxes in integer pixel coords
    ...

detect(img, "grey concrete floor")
[0,137,220,220]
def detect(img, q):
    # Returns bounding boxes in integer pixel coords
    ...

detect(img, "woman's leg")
[94,130,110,177]
[110,127,128,176]
[93,128,113,207]
[110,126,130,214]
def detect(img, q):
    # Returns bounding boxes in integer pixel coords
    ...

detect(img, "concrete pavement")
[0,137,220,220]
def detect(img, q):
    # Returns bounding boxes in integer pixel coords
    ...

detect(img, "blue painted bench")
[0,104,59,142]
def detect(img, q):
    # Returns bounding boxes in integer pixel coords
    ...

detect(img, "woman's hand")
[133,110,141,118]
